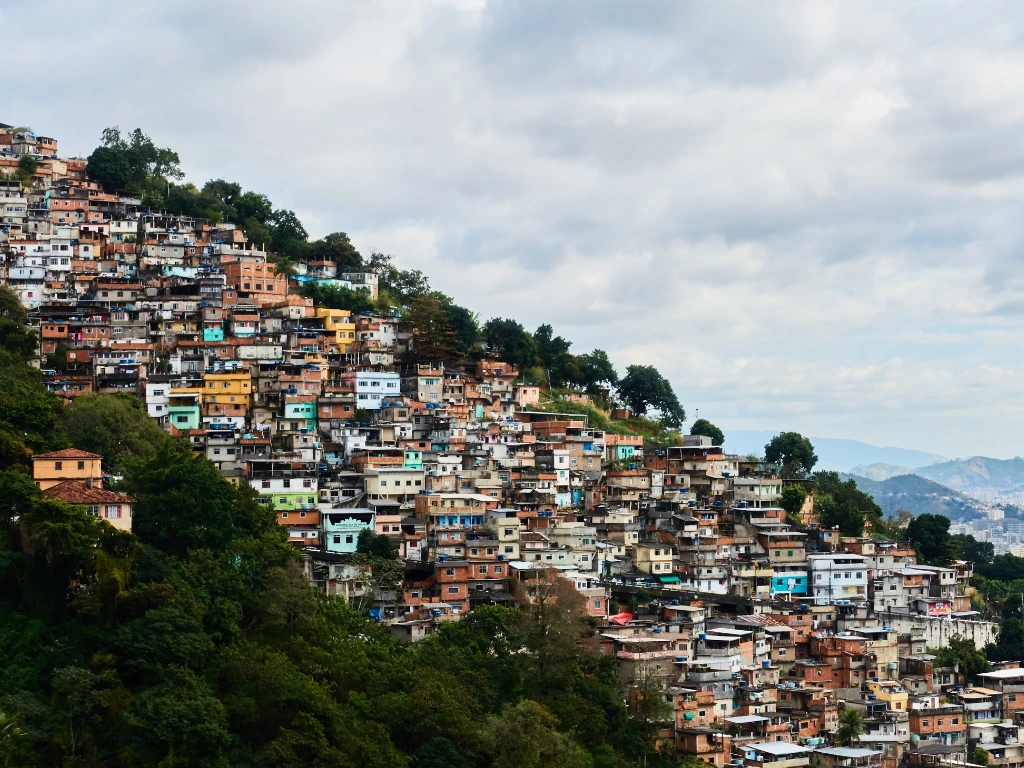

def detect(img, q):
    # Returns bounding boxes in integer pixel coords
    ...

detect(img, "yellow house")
[315,308,356,353]
[634,542,674,575]
[865,679,909,711]
[201,371,252,407]
[32,448,104,490]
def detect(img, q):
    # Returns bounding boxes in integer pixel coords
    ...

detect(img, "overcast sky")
[7,1,1024,459]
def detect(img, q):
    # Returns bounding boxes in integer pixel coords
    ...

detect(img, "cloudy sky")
[6,0,1024,459]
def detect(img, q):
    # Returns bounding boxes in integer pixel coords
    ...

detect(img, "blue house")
[322,509,375,553]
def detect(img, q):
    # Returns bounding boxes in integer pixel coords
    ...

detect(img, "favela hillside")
[0,122,1021,767]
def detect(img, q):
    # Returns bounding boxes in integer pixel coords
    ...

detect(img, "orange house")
[32,448,103,490]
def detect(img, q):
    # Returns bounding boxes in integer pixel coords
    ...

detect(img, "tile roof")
[42,480,133,505]
[33,448,103,459]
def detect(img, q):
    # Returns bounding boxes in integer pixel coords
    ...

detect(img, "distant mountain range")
[848,456,1024,494]
[848,463,916,481]
[723,430,948,472]
[914,456,1024,492]
[841,473,985,521]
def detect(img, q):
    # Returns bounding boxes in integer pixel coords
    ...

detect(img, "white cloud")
[7,0,1024,456]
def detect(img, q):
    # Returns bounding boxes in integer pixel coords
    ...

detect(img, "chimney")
[85,478,93,489]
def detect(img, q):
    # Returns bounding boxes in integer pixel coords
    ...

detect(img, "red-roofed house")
[43,480,134,532]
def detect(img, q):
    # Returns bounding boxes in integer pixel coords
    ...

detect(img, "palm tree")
[835,707,865,746]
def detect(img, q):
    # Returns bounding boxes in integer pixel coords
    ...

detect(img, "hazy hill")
[848,463,916,481]
[842,472,984,520]
[914,456,1024,492]
[724,430,947,472]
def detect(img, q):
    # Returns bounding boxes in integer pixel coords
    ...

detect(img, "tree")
[954,534,995,569]
[817,495,865,537]
[485,319,540,370]
[907,513,957,565]
[269,208,308,258]
[64,392,173,473]
[85,146,131,190]
[307,231,363,272]
[482,700,587,768]
[357,529,399,560]
[931,636,991,684]
[779,484,807,517]
[690,419,724,446]
[835,707,864,746]
[978,553,1024,583]
[972,747,991,767]
[123,441,248,558]
[0,286,37,361]
[616,365,685,428]
[0,711,25,767]
[0,350,67,469]
[299,282,376,314]
[405,295,463,361]
[235,191,274,225]
[577,350,618,394]
[0,469,40,531]
[436,298,479,359]
[764,432,817,477]
[50,666,109,763]
[985,617,1024,663]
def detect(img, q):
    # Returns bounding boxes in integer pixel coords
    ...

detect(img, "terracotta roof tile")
[33,448,102,459]
[43,480,133,505]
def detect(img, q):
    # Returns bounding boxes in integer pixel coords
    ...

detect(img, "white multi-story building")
[353,371,401,410]
[807,553,870,605]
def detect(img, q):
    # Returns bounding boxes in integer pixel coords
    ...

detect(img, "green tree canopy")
[779,484,808,517]
[307,231,363,271]
[954,534,995,569]
[63,392,173,473]
[835,708,865,746]
[817,495,865,537]
[690,418,724,446]
[576,350,618,394]
[764,432,817,477]
[616,365,685,428]
[405,295,463,362]
[85,146,131,191]
[931,635,990,684]
[485,318,540,370]
[357,529,399,560]
[907,513,958,565]
[0,350,67,469]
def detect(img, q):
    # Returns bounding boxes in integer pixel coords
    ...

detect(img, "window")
[105,505,121,519]
[281,511,289,519]
[446,568,455,576]
[279,497,287,504]
[447,586,460,595]
[494,566,502,574]
[55,461,63,470]
[787,550,793,557]
[856,572,863,579]
[479,566,487,574]
[77,461,85,470]
[922,720,929,727]
[775,550,780,557]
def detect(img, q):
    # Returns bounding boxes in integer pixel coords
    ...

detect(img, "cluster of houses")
[1,122,1010,764]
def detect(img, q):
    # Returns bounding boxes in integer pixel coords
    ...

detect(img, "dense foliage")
[688,419,723,446]
[810,471,883,538]
[0,327,667,765]
[764,432,817,478]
